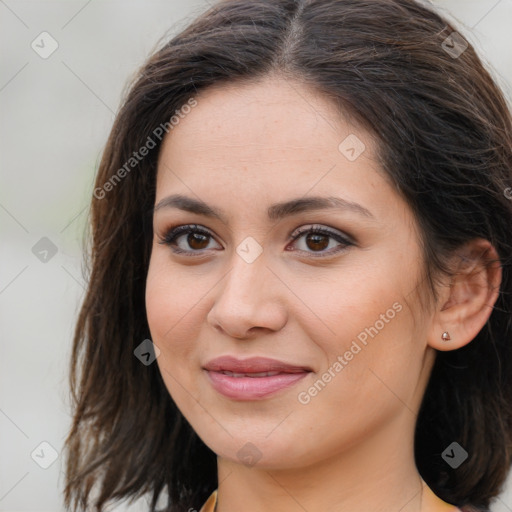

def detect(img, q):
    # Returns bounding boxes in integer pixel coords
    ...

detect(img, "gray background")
[1,0,511,510]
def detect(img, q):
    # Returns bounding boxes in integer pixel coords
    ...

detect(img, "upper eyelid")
[161,223,348,240]
[291,224,353,241]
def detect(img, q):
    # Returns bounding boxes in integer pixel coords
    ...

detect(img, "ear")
[427,239,502,352]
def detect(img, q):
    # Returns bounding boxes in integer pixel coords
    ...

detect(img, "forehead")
[154,76,402,227]
[159,76,361,162]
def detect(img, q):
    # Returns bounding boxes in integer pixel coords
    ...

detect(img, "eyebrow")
[153,193,375,222]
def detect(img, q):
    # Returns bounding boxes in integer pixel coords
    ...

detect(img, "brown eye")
[159,224,221,255]
[304,232,330,252]
[289,225,353,257]
[187,232,210,250]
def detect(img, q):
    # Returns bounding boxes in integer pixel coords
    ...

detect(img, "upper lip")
[203,356,312,374]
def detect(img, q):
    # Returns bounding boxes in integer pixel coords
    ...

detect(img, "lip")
[203,356,312,400]
[203,356,312,373]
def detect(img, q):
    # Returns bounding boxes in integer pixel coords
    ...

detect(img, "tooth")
[220,371,282,377]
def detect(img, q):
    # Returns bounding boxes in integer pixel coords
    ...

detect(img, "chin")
[200,430,316,470]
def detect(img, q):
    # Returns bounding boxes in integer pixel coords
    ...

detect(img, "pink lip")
[203,356,312,400]
[203,356,312,373]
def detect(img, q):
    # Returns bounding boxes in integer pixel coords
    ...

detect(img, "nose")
[206,250,288,339]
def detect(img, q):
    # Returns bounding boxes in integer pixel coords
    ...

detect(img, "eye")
[157,223,353,258]
[157,224,221,256]
[287,225,353,257]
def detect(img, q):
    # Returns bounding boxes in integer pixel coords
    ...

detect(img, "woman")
[63,1,512,511]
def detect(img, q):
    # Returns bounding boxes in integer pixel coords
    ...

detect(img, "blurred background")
[1,0,511,510]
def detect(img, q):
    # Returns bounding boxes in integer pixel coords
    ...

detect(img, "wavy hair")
[63,0,512,511]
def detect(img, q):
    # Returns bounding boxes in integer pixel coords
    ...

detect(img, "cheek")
[145,257,203,408]
[146,253,203,341]
[145,258,172,341]
[145,257,196,375]
[304,259,404,341]
[292,307,420,453]
[302,260,422,398]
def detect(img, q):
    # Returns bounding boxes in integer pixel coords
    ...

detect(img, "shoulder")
[198,489,217,512]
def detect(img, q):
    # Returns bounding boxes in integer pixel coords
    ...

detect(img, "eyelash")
[157,223,354,258]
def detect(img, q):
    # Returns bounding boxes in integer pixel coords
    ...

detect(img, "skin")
[145,74,501,512]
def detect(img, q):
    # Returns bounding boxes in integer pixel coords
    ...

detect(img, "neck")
[215,412,456,512]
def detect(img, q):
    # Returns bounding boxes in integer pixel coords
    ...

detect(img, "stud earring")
[441,331,451,341]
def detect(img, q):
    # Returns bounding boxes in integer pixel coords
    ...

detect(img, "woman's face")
[146,76,436,469]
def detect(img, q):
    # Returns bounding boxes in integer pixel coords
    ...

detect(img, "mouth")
[202,356,312,400]
[216,370,299,378]
[203,355,312,374]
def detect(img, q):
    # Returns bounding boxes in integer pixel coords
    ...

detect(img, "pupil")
[306,233,328,251]
[188,233,209,249]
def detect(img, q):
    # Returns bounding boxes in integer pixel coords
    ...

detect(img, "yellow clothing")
[198,489,468,512]
[199,489,217,512]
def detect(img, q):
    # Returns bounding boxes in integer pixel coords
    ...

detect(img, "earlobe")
[427,239,502,352]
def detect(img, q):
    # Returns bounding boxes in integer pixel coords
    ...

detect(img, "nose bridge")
[222,245,269,305]
[207,243,287,336]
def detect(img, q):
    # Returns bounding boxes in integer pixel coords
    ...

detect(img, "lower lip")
[205,370,310,400]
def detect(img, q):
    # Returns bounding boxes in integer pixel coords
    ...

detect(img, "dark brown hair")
[63,1,512,511]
